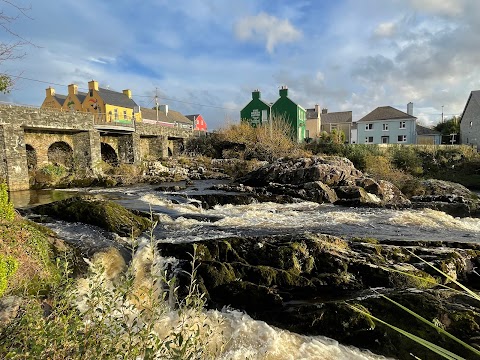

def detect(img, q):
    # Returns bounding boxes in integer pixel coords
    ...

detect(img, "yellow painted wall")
[41,90,63,110]
[62,94,84,112]
[82,90,106,121]
[105,104,141,123]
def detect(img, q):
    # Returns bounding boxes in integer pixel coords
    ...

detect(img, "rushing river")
[11,181,480,359]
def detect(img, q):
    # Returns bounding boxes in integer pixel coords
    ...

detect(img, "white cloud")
[409,0,466,16]
[234,12,302,53]
[374,22,396,37]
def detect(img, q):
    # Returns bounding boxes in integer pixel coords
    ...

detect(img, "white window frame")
[382,123,389,131]
[381,136,389,144]
[365,123,373,131]
[365,136,374,144]
[397,135,407,142]
[399,121,406,129]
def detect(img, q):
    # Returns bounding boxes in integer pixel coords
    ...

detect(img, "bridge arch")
[48,141,73,168]
[101,142,118,166]
[25,144,37,171]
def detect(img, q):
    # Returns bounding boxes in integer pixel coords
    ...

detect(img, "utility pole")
[441,105,444,123]
[155,87,159,122]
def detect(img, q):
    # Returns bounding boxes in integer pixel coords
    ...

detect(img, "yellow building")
[83,80,141,123]
[41,87,66,110]
[62,84,87,112]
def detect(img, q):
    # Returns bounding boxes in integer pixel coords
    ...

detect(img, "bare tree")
[0,1,33,93]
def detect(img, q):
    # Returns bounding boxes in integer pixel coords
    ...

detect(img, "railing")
[93,114,135,130]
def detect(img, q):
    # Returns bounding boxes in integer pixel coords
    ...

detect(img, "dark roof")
[306,108,318,119]
[76,91,87,103]
[321,111,352,124]
[460,90,480,122]
[416,125,441,136]
[141,107,193,125]
[185,114,200,121]
[98,87,138,108]
[358,106,416,122]
[54,94,67,105]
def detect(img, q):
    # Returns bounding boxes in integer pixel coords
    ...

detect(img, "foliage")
[433,117,461,136]
[0,239,223,359]
[319,129,346,144]
[0,182,15,221]
[387,145,423,176]
[40,164,68,178]
[0,255,17,297]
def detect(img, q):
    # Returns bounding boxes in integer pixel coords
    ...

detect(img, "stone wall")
[24,131,76,167]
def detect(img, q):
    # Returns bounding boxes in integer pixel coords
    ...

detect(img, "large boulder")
[34,195,152,237]
[235,156,410,208]
[159,235,480,360]
[411,179,480,217]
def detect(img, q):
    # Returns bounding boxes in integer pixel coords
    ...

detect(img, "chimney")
[314,104,320,114]
[322,108,328,114]
[68,84,78,95]
[252,89,261,100]
[88,80,99,91]
[279,85,288,97]
[123,89,132,99]
[407,102,413,116]
[46,87,55,96]
[159,104,168,115]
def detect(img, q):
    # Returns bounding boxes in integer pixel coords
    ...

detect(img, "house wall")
[305,118,320,139]
[41,89,63,110]
[272,96,306,143]
[194,114,208,131]
[417,134,441,145]
[460,97,480,149]
[357,118,416,145]
[240,98,270,127]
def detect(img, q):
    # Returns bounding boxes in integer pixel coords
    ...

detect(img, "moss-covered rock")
[34,195,152,237]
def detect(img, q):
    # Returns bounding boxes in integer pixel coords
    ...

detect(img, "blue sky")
[1,0,479,129]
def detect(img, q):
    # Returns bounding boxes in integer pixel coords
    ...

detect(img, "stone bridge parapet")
[0,105,196,190]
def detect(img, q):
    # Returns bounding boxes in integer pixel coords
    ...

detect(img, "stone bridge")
[0,105,195,190]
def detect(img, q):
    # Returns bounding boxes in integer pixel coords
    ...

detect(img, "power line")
[3,73,238,111]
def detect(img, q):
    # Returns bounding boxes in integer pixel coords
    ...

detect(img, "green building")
[240,89,271,127]
[272,86,307,143]
[240,86,307,143]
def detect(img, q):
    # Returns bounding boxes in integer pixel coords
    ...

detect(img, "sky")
[1,0,480,130]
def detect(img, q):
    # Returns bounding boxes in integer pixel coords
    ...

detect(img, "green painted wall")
[272,87,306,143]
[240,90,271,127]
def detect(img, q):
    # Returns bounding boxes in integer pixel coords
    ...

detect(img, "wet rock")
[234,156,410,208]
[33,195,152,237]
[158,234,480,360]
[410,179,480,217]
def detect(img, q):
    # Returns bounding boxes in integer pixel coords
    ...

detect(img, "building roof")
[461,90,480,122]
[416,125,441,136]
[185,114,200,121]
[54,94,67,105]
[98,87,138,108]
[306,108,318,119]
[321,111,352,124]
[76,91,87,103]
[358,106,416,122]
[141,107,193,125]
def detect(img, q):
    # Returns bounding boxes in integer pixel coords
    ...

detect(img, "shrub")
[0,182,15,221]
[388,146,423,176]
[0,255,18,297]
[39,164,68,178]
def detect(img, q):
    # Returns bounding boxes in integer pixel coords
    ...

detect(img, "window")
[123,110,127,120]
[365,136,373,143]
[397,135,407,142]
[381,136,389,144]
[262,110,268,122]
[383,123,389,131]
[365,123,373,131]
[114,108,118,120]
[399,121,406,129]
